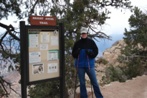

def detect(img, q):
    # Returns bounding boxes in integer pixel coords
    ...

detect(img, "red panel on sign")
[30,16,56,26]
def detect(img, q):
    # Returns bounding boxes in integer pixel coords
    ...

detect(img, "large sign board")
[20,21,65,98]
[27,29,59,82]
[22,25,62,84]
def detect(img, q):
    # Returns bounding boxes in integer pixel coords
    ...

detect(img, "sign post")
[20,16,65,98]
[20,21,27,98]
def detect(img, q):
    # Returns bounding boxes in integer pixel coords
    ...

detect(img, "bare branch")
[0,22,20,41]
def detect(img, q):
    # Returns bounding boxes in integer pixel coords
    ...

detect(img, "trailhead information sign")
[20,20,65,98]
[28,29,59,82]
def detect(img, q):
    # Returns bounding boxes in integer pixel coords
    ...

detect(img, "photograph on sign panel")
[48,50,58,61]
[32,63,44,74]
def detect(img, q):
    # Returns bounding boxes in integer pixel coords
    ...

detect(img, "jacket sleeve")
[87,40,98,58]
[72,42,80,58]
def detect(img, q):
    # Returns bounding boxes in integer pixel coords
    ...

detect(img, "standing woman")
[72,27,103,98]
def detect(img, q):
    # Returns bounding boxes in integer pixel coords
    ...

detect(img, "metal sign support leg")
[20,21,27,98]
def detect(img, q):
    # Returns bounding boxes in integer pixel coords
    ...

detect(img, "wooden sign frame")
[20,21,65,98]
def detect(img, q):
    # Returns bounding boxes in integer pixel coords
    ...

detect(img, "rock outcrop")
[102,39,126,65]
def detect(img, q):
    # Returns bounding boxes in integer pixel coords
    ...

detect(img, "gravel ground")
[70,75,147,98]
[2,71,147,98]
[101,75,147,98]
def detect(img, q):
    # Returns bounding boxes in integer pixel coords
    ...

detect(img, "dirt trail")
[2,71,147,98]
[100,75,147,98]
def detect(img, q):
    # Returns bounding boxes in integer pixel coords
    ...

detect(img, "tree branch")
[0,22,20,41]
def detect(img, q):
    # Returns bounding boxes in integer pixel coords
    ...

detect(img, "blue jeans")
[77,67,103,98]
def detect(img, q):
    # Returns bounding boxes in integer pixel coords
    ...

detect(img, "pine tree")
[121,7,147,79]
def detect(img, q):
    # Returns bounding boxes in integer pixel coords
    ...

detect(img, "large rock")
[102,40,126,65]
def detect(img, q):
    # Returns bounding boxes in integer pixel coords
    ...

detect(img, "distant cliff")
[102,39,126,65]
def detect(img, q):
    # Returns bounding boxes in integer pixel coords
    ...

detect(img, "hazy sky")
[0,0,147,34]
[97,0,147,56]
[103,0,147,35]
